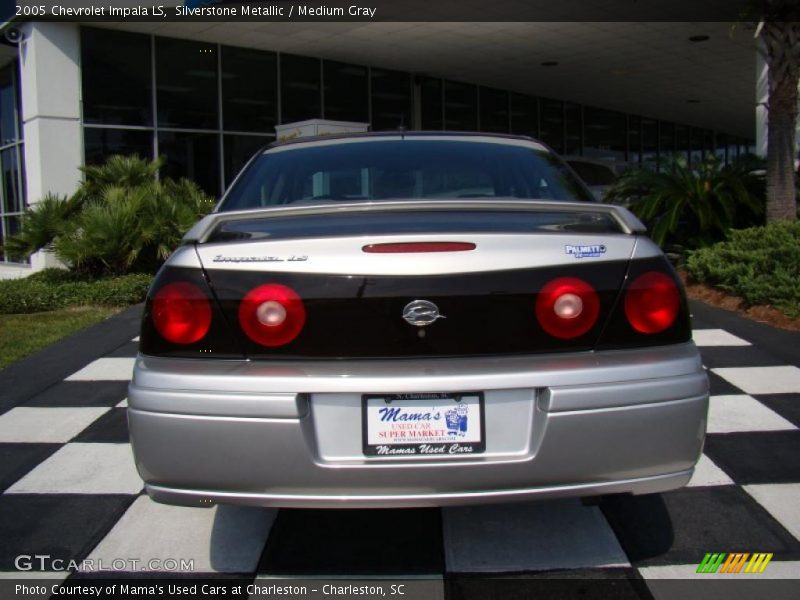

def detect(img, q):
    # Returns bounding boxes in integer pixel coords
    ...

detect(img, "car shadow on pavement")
[599,493,675,563]
[252,508,444,576]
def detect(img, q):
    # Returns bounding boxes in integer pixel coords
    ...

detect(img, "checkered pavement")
[0,302,798,597]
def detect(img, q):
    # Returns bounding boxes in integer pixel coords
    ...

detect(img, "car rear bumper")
[128,343,709,508]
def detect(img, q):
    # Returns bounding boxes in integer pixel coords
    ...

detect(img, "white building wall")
[0,21,82,278]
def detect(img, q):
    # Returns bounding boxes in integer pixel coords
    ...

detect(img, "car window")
[220,140,595,211]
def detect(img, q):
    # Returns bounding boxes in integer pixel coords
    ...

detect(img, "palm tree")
[605,154,764,247]
[741,1,800,221]
[5,155,215,275]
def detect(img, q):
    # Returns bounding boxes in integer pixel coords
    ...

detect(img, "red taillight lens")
[363,242,476,253]
[624,271,680,334]
[535,277,600,339]
[239,283,306,347]
[152,282,212,344]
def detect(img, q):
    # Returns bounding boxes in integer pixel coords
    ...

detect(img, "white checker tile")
[0,407,109,443]
[707,395,797,434]
[85,496,276,573]
[687,454,734,487]
[132,336,140,342]
[116,398,128,408]
[712,366,800,395]
[7,443,143,495]
[744,484,800,542]
[442,499,629,572]
[692,329,751,347]
[65,357,136,381]
[639,561,800,579]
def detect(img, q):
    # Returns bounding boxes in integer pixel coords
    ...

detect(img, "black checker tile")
[0,443,60,493]
[72,408,129,443]
[703,431,800,484]
[24,381,129,408]
[697,346,781,370]
[753,394,800,429]
[446,569,650,600]
[0,494,136,570]
[258,509,444,576]
[600,487,800,567]
[706,371,744,396]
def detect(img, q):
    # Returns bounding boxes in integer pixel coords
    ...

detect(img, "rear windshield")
[219,139,595,211]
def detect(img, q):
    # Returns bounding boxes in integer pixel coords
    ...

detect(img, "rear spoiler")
[183,199,646,244]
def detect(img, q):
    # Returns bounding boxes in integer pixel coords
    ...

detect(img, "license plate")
[362,392,485,456]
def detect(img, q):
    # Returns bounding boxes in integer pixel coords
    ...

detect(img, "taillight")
[624,271,680,334]
[536,277,600,339]
[363,242,476,253]
[238,283,306,347]
[152,282,212,344]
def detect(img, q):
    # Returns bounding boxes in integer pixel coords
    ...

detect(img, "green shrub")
[685,221,800,318]
[0,271,152,314]
[605,154,764,248]
[4,155,214,277]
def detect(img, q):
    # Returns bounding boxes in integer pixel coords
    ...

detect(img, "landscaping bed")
[0,269,152,368]
[681,221,800,331]
[0,306,122,369]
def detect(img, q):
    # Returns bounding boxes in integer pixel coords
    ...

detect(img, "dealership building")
[0,8,786,277]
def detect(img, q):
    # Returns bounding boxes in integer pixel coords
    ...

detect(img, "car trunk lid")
[192,201,641,359]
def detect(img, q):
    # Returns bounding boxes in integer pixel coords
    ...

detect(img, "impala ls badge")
[402,300,446,327]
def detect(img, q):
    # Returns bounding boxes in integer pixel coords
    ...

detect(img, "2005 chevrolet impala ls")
[128,132,709,508]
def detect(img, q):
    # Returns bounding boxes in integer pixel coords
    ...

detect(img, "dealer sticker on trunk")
[565,244,607,258]
[362,393,485,456]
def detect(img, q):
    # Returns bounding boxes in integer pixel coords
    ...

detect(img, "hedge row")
[685,221,800,318]
[0,269,152,314]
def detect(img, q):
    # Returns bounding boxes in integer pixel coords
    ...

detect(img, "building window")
[479,87,509,133]
[689,128,704,165]
[323,60,368,123]
[582,107,626,162]
[280,54,321,123]
[675,125,690,162]
[564,103,582,156]
[510,93,538,138]
[370,68,411,131]
[0,60,25,264]
[641,118,658,168]
[539,99,564,154]
[76,28,750,204]
[444,81,477,131]
[84,128,153,165]
[0,63,19,146]
[419,77,443,130]
[703,130,715,161]
[715,132,728,164]
[221,46,277,133]
[627,115,641,164]
[158,130,220,196]
[659,122,675,158]
[156,37,218,130]
[82,28,153,127]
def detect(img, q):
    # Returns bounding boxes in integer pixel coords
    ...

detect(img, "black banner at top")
[7,0,755,23]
